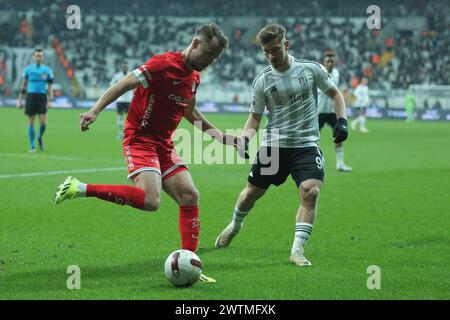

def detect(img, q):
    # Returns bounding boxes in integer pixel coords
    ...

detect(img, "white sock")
[231,207,248,231]
[335,146,344,166]
[117,115,124,132]
[360,115,366,128]
[291,223,313,255]
[78,183,87,197]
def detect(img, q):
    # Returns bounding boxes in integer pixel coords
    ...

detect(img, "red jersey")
[125,52,200,148]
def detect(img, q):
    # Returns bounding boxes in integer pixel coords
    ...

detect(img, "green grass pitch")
[0,107,449,299]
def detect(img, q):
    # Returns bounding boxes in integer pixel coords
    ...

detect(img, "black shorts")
[354,106,366,113]
[247,146,325,189]
[25,93,47,116]
[319,113,337,130]
[117,102,130,114]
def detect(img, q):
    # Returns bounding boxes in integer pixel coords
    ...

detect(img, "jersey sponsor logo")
[288,92,309,104]
[168,94,193,108]
[124,145,134,169]
[140,94,156,128]
[41,73,48,80]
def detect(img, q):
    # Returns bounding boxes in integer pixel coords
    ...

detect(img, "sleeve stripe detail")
[139,65,152,86]
[132,69,149,88]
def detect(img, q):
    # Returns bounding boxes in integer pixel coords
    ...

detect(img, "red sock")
[86,184,145,210]
[179,205,200,252]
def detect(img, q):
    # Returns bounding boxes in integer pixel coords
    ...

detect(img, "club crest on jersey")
[298,76,308,86]
[41,73,48,80]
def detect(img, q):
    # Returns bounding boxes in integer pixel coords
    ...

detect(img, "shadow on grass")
[0,246,289,298]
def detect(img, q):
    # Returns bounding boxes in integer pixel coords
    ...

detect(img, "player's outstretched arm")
[80,73,139,132]
[184,97,234,144]
[325,87,348,143]
[242,112,262,140]
[234,112,263,159]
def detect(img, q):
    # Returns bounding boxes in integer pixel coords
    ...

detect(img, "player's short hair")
[256,24,286,44]
[34,48,43,54]
[195,22,229,51]
[323,48,336,58]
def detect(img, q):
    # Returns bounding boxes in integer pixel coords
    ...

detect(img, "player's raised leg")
[215,182,266,248]
[290,179,322,267]
[54,170,162,212]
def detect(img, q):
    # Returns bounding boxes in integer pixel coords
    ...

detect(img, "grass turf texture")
[0,107,449,299]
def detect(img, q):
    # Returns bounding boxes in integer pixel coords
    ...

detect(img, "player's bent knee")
[143,195,161,212]
[301,186,321,204]
[178,188,199,206]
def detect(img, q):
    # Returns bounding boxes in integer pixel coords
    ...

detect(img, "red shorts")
[123,135,187,181]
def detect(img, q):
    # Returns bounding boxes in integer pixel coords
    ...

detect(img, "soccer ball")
[164,249,202,287]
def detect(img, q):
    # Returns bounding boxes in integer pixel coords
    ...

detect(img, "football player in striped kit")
[317,49,352,172]
[110,60,133,140]
[216,24,349,267]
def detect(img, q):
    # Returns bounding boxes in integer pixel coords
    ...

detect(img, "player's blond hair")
[256,24,286,44]
[195,22,229,51]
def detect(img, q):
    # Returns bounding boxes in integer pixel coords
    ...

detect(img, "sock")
[359,115,366,128]
[77,183,87,196]
[335,146,344,166]
[27,125,35,149]
[231,207,248,231]
[86,184,146,209]
[291,222,313,255]
[179,205,200,252]
[38,124,46,139]
[117,115,123,132]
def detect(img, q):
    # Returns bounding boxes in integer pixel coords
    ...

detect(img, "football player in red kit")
[54,23,234,283]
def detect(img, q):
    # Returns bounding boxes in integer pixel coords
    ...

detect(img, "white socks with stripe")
[336,146,344,167]
[291,222,313,255]
[231,207,248,231]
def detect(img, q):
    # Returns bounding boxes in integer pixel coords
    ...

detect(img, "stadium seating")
[0,0,448,99]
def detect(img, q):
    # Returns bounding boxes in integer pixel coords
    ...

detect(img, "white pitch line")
[0,167,125,179]
[0,152,124,163]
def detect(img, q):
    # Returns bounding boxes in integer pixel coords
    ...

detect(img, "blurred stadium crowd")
[0,0,449,99]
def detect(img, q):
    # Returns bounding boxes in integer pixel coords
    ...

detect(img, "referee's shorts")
[25,93,47,116]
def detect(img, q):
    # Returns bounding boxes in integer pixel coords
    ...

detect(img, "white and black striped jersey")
[110,71,133,103]
[354,83,370,108]
[250,56,336,148]
[318,68,339,114]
